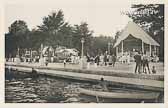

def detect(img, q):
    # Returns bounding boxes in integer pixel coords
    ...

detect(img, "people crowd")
[85,51,117,68]
[134,51,155,74]
[6,48,157,75]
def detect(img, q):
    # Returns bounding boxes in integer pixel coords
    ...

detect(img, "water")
[5,69,99,103]
[5,69,163,103]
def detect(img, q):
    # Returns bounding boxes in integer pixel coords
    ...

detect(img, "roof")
[55,48,78,55]
[113,21,160,48]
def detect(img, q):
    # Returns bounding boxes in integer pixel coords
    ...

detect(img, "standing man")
[95,54,100,67]
[134,51,142,74]
[112,54,116,67]
[142,52,151,74]
[104,52,108,66]
[108,54,112,66]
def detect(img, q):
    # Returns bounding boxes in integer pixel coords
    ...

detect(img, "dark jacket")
[134,54,141,63]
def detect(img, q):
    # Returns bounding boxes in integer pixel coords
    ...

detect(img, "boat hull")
[77,88,160,100]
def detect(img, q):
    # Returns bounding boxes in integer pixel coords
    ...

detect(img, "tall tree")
[37,10,73,47]
[9,20,29,36]
[72,22,93,55]
[38,10,65,32]
[127,4,164,61]
[5,20,30,57]
[91,36,114,56]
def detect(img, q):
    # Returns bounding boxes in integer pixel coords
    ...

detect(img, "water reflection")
[5,70,94,103]
[5,69,163,103]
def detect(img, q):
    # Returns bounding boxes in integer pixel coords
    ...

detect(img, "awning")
[114,21,160,48]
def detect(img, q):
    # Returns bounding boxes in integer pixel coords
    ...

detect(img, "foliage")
[127,4,164,61]
[72,22,93,55]
[91,36,114,56]
[5,10,114,58]
[9,20,29,35]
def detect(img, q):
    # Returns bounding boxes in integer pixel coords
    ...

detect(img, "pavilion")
[113,21,160,60]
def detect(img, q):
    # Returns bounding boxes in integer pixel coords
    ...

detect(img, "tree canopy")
[5,10,123,58]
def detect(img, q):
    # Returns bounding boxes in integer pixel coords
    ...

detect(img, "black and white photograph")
[4,0,165,104]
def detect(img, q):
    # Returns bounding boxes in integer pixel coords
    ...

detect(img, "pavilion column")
[149,44,152,56]
[154,46,157,56]
[121,40,124,63]
[30,49,32,59]
[116,46,118,58]
[121,40,123,56]
[142,40,144,54]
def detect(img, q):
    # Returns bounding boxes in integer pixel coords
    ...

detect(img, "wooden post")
[154,46,157,55]
[121,40,123,56]
[149,44,151,56]
[116,46,118,58]
[81,38,85,69]
[30,49,32,60]
[142,40,144,54]
[108,42,110,55]
[40,44,43,58]
[121,40,124,63]
[17,47,20,57]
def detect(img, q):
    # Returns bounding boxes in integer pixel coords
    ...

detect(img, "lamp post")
[108,42,111,55]
[40,44,43,59]
[81,38,85,69]
[17,47,20,57]
[39,43,44,66]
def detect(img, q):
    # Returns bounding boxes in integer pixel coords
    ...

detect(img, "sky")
[5,0,135,37]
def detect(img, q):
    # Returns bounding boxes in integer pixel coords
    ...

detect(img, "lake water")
[5,69,163,103]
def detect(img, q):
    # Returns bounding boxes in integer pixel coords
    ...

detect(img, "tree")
[38,10,65,32]
[9,20,29,36]
[91,36,114,56]
[37,10,74,48]
[72,22,93,55]
[5,20,30,57]
[127,4,164,61]
[58,23,74,47]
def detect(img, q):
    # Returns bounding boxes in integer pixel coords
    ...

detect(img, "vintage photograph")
[4,1,164,103]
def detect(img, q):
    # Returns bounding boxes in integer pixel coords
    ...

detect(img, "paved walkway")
[7,65,164,91]
[6,61,164,75]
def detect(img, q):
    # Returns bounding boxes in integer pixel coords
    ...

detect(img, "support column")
[121,40,124,56]
[116,46,118,58]
[142,40,144,54]
[40,44,43,58]
[154,46,157,56]
[30,49,32,59]
[121,40,124,63]
[149,44,151,56]
[39,44,44,66]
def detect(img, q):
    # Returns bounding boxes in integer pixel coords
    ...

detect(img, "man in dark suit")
[134,51,142,74]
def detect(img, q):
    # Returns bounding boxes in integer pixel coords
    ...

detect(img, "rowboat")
[77,87,160,100]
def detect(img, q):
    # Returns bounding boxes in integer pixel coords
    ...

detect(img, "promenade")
[6,61,164,75]
[5,61,164,91]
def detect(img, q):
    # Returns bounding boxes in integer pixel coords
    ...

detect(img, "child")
[63,59,66,68]
[152,66,156,74]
